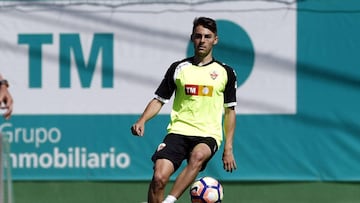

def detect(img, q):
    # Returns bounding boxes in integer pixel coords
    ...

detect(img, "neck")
[193,54,213,66]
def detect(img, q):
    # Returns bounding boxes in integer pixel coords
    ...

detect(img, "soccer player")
[0,74,13,120]
[131,17,237,203]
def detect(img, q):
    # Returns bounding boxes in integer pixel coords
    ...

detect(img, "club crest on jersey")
[185,84,213,97]
[210,70,218,80]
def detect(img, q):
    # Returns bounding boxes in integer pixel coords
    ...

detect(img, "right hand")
[0,85,13,120]
[131,122,144,136]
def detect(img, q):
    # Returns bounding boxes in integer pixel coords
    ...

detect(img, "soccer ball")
[189,176,223,203]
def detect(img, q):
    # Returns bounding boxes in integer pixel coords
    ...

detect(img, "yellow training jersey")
[155,57,237,146]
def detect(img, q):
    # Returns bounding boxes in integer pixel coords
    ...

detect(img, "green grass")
[12,181,360,203]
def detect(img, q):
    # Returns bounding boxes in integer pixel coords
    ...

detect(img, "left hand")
[222,149,237,172]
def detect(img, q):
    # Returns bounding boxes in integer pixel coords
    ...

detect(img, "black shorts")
[151,133,218,171]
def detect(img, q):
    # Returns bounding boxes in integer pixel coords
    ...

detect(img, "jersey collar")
[190,57,215,67]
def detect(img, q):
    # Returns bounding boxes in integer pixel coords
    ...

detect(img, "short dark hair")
[192,17,217,35]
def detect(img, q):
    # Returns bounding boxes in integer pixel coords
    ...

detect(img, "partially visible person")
[0,74,13,120]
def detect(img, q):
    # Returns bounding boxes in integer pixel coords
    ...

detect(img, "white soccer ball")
[190,176,223,203]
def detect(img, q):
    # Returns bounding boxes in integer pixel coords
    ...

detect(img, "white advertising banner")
[1,1,296,115]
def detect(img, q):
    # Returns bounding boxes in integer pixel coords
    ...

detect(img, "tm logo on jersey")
[185,84,213,97]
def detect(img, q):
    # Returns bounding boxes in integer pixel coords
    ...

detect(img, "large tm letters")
[18,33,114,88]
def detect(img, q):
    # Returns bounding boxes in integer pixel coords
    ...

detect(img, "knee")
[192,150,209,162]
[151,171,169,190]
[189,151,208,167]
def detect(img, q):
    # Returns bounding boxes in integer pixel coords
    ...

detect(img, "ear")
[213,35,219,45]
[190,34,194,42]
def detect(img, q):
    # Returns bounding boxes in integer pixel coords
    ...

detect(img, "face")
[192,25,218,58]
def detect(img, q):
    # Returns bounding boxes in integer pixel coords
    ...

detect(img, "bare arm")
[222,107,237,172]
[131,98,164,136]
[0,74,13,120]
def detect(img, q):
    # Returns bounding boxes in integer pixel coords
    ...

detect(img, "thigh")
[151,133,189,171]
[187,136,218,171]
